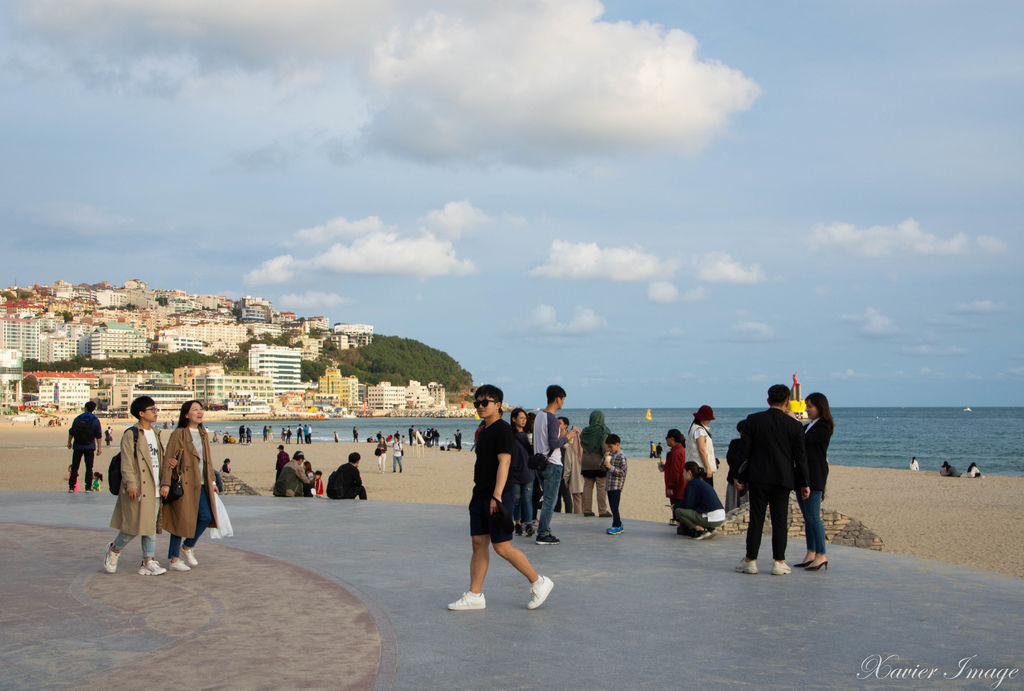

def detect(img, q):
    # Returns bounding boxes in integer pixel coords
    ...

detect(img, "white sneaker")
[771,561,792,576]
[168,559,191,572]
[527,575,554,610]
[447,592,486,611]
[103,543,119,574]
[138,560,167,576]
[181,548,199,567]
[735,558,758,574]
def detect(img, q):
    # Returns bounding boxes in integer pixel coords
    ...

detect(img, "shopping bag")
[209,492,234,539]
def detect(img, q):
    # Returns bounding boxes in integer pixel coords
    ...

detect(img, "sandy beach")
[4,419,1022,578]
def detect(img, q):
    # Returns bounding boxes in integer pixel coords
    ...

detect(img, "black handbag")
[163,467,184,505]
[528,449,554,472]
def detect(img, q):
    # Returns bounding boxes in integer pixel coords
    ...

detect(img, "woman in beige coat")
[103,396,167,576]
[160,400,219,572]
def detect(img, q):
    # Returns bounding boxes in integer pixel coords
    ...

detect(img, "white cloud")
[420,201,492,237]
[532,240,663,282]
[951,299,1003,314]
[1008,367,1024,377]
[648,282,706,303]
[808,218,997,257]
[695,252,764,284]
[291,216,391,245]
[244,254,299,285]
[530,304,607,336]
[277,290,352,310]
[731,320,774,342]
[842,307,901,338]
[898,344,968,357]
[312,232,475,278]
[35,201,133,235]
[831,369,859,380]
[16,1,760,164]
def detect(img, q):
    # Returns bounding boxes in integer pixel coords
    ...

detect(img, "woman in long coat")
[104,395,167,575]
[160,400,219,571]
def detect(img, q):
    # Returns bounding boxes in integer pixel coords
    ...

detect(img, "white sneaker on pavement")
[138,560,167,576]
[771,561,792,575]
[735,558,758,574]
[448,592,486,611]
[181,547,199,567]
[103,543,119,574]
[168,559,191,572]
[527,576,554,610]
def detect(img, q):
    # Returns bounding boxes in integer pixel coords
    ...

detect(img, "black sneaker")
[535,534,560,545]
[524,524,535,537]
[583,512,595,517]
[515,523,523,536]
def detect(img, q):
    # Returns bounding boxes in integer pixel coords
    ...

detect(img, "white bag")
[209,492,234,539]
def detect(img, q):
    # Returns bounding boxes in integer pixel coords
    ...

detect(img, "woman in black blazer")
[795,392,834,571]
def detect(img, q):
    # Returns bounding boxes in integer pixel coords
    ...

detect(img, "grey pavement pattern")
[0,492,1021,689]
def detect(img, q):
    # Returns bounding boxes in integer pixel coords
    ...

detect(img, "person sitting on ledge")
[326,452,367,500]
[274,450,307,497]
[674,462,726,540]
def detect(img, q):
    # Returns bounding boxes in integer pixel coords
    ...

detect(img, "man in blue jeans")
[534,385,575,545]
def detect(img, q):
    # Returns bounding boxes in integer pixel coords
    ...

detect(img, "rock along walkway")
[0,492,1021,690]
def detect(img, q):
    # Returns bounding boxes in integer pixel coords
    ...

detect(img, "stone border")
[220,472,261,495]
[716,497,884,550]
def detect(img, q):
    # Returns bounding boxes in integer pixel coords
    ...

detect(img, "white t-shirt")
[686,422,715,475]
[142,428,159,482]
[393,439,403,455]
[190,428,205,479]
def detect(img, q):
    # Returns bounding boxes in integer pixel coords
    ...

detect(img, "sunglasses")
[473,399,498,409]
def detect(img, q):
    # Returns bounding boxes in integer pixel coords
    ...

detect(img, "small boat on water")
[964,407,973,412]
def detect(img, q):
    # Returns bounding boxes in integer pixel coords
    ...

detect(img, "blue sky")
[1,1,1021,407]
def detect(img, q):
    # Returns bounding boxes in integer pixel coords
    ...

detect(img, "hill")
[320,335,473,392]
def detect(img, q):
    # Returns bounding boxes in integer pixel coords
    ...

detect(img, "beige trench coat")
[159,426,218,538]
[109,425,163,536]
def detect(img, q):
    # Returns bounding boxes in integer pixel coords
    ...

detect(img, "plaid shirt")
[605,450,628,491]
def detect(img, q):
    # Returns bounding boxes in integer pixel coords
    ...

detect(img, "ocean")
[209,407,1024,477]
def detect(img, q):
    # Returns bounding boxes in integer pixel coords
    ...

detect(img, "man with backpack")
[67,401,102,493]
[326,452,367,499]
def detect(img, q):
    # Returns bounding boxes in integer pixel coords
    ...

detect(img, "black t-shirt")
[473,419,513,497]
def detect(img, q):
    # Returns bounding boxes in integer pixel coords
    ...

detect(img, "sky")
[1,0,1022,407]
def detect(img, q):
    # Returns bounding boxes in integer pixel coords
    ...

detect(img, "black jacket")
[737,408,809,490]
[803,420,832,492]
[328,462,364,499]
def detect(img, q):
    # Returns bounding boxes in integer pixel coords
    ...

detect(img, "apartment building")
[248,344,301,394]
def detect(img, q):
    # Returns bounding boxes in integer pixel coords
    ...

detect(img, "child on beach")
[314,470,325,497]
[603,434,627,535]
[92,472,103,492]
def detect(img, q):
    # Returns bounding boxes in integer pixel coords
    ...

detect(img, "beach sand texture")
[4,421,1022,578]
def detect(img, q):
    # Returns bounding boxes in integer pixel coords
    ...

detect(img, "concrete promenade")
[1,492,1022,689]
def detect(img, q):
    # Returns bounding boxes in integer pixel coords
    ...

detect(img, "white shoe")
[103,543,119,574]
[447,592,486,611]
[138,560,167,576]
[735,559,758,574]
[181,547,199,567]
[771,561,792,576]
[527,576,554,610]
[168,559,191,572]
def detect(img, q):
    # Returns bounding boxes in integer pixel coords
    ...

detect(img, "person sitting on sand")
[910,457,919,471]
[274,450,308,497]
[326,453,367,500]
[940,461,961,477]
[966,462,982,478]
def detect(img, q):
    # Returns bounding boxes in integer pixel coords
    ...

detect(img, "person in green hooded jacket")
[578,411,612,517]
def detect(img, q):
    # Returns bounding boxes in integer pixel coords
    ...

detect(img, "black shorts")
[469,490,515,544]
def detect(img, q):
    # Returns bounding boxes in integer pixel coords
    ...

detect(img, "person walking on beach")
[455,429,462,451]
[103,396,167,576]
[794,392,833,571]
[67,401,102,493]
[353,426,358,443]
[448,385,554,611]
[533,385,572,545]
[579,411,612,518]
[376,437,387,473]
[160,401,219,571]
[392,435,404,473]
[686,405,717,488]
[734,384,809,576]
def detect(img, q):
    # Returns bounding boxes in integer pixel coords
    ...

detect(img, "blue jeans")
[512,481,534,523]
[112,505,158,559]
[168,487,213,560]
[537,463,562,537]
[393,455,402,472]
[797,490,826,554]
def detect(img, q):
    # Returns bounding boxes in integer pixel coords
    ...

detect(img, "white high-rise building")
[332,323,374,347]
[0,316,41,360]
[39,333,79,362]
[90,322,148,360]
[248,344,301,394]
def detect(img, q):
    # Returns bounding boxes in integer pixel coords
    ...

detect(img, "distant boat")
[963,407,973,412]
[645,408,652,421]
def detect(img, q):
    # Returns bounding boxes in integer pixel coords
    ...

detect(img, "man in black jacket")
[734,384,809,576]
[328,452,367,500]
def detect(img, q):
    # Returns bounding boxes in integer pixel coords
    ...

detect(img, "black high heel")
[793,560,813,568]
[805,561,829,571]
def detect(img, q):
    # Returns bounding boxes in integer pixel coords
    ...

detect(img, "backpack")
[107,428,139,496]
[325,468,342,499]
[71,415,97,446]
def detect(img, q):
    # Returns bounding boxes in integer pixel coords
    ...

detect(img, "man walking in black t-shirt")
[448,385,554,611]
